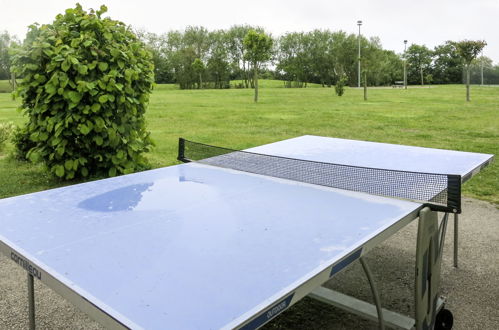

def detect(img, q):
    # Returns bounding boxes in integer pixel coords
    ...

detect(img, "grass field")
[0,80,14,93]
[0,82,497,205]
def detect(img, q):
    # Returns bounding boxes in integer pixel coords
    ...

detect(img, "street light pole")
[480,50,484,86]
[403,40,408,90]
[357,20,362,88]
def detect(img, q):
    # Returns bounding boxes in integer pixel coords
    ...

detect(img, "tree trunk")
[254,64,258,103]
[199,73,202,89]
[466,64,470,102]
[363,71,367,101]
[10,72,17,91]
[420,67,424,86]
[243,60,249,88]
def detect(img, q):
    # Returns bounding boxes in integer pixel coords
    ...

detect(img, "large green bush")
[12,4,154,179]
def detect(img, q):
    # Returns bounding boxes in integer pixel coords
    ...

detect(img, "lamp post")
[403,40,408,89]
[357,20,362,88]
[480,49,484,86]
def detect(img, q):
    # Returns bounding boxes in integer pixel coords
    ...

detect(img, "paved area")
[1,197,498,329]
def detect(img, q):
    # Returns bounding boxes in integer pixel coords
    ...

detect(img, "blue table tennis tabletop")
[0,135,493,329]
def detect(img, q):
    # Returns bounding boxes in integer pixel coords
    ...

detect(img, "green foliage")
[243,30,273,64]
[468,56,499,84]
[335,76,347,96]
[227,25,264,88]
[135,26,492,88]
[0,121,15,150]
[11,125,36,160]
[12,4,154,179]
[432,41,463,84]
[191,58,204,71]
[453,40,487,101]
[405,44,433,85]
[191,58,205,88]
[153,27,233,90]
[453,40,487,65]
[243,30,273,102]
[0,32,15,80]
[276,31,402,88]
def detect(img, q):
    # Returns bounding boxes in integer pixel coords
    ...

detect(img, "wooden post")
[363,71,367,101]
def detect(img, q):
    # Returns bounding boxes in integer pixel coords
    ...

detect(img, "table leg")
[27,273,35,330]
[359,257,385,330]
[454,213,458,268]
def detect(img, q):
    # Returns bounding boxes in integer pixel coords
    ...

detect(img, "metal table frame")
[237,207,449,330]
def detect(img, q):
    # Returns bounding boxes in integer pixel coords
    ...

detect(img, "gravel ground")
[1,197,497,330]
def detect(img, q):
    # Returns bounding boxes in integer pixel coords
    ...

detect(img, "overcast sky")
[1,0,498,63]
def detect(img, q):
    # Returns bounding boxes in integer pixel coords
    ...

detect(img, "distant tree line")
[2,28,499,89]
[404,41,496,85]
[137,25,261,89]
[136,26,404,88]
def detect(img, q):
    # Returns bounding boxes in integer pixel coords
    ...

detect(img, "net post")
[178,138,186,162]
[446,175,462,214]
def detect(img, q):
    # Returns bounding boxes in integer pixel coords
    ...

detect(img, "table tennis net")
[178,138,461,213]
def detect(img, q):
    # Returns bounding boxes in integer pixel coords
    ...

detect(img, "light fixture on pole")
[404,40,408,90]
[357,20,362,88]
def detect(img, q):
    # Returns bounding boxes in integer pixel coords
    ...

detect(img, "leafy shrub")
[0,122,16,150]
[11,125,36,160]
[335,76,347,96]
[12,4,154,179]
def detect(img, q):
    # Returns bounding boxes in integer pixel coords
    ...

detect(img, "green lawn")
[0,80,14,93]
[0,82,498,204]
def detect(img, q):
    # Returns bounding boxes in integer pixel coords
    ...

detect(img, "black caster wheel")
[435,308,453,330]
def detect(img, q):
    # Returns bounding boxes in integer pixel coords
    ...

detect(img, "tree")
[335,75,347,96]
[406,44,433,85]
[184,26,211,61]
[432,41,463,84]
[243,30,273,102]
[166,30,198,89]
[0,31,12,80]
[12,4,154,179]
[308,30,334,87]
[138,31,174,84]
[191,58,205,88]
[276,32,310,87]
[453,40,487,101]
[335,32,359,86]
[0,31,20,89]
[469,56,494,84]
[360,37,402,87]
[227,25,262,88]
[207,30,231,89]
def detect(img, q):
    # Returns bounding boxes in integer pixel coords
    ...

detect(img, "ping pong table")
[0,135,493,330]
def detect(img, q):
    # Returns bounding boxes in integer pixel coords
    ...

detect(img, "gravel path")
[1,197,498,330]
